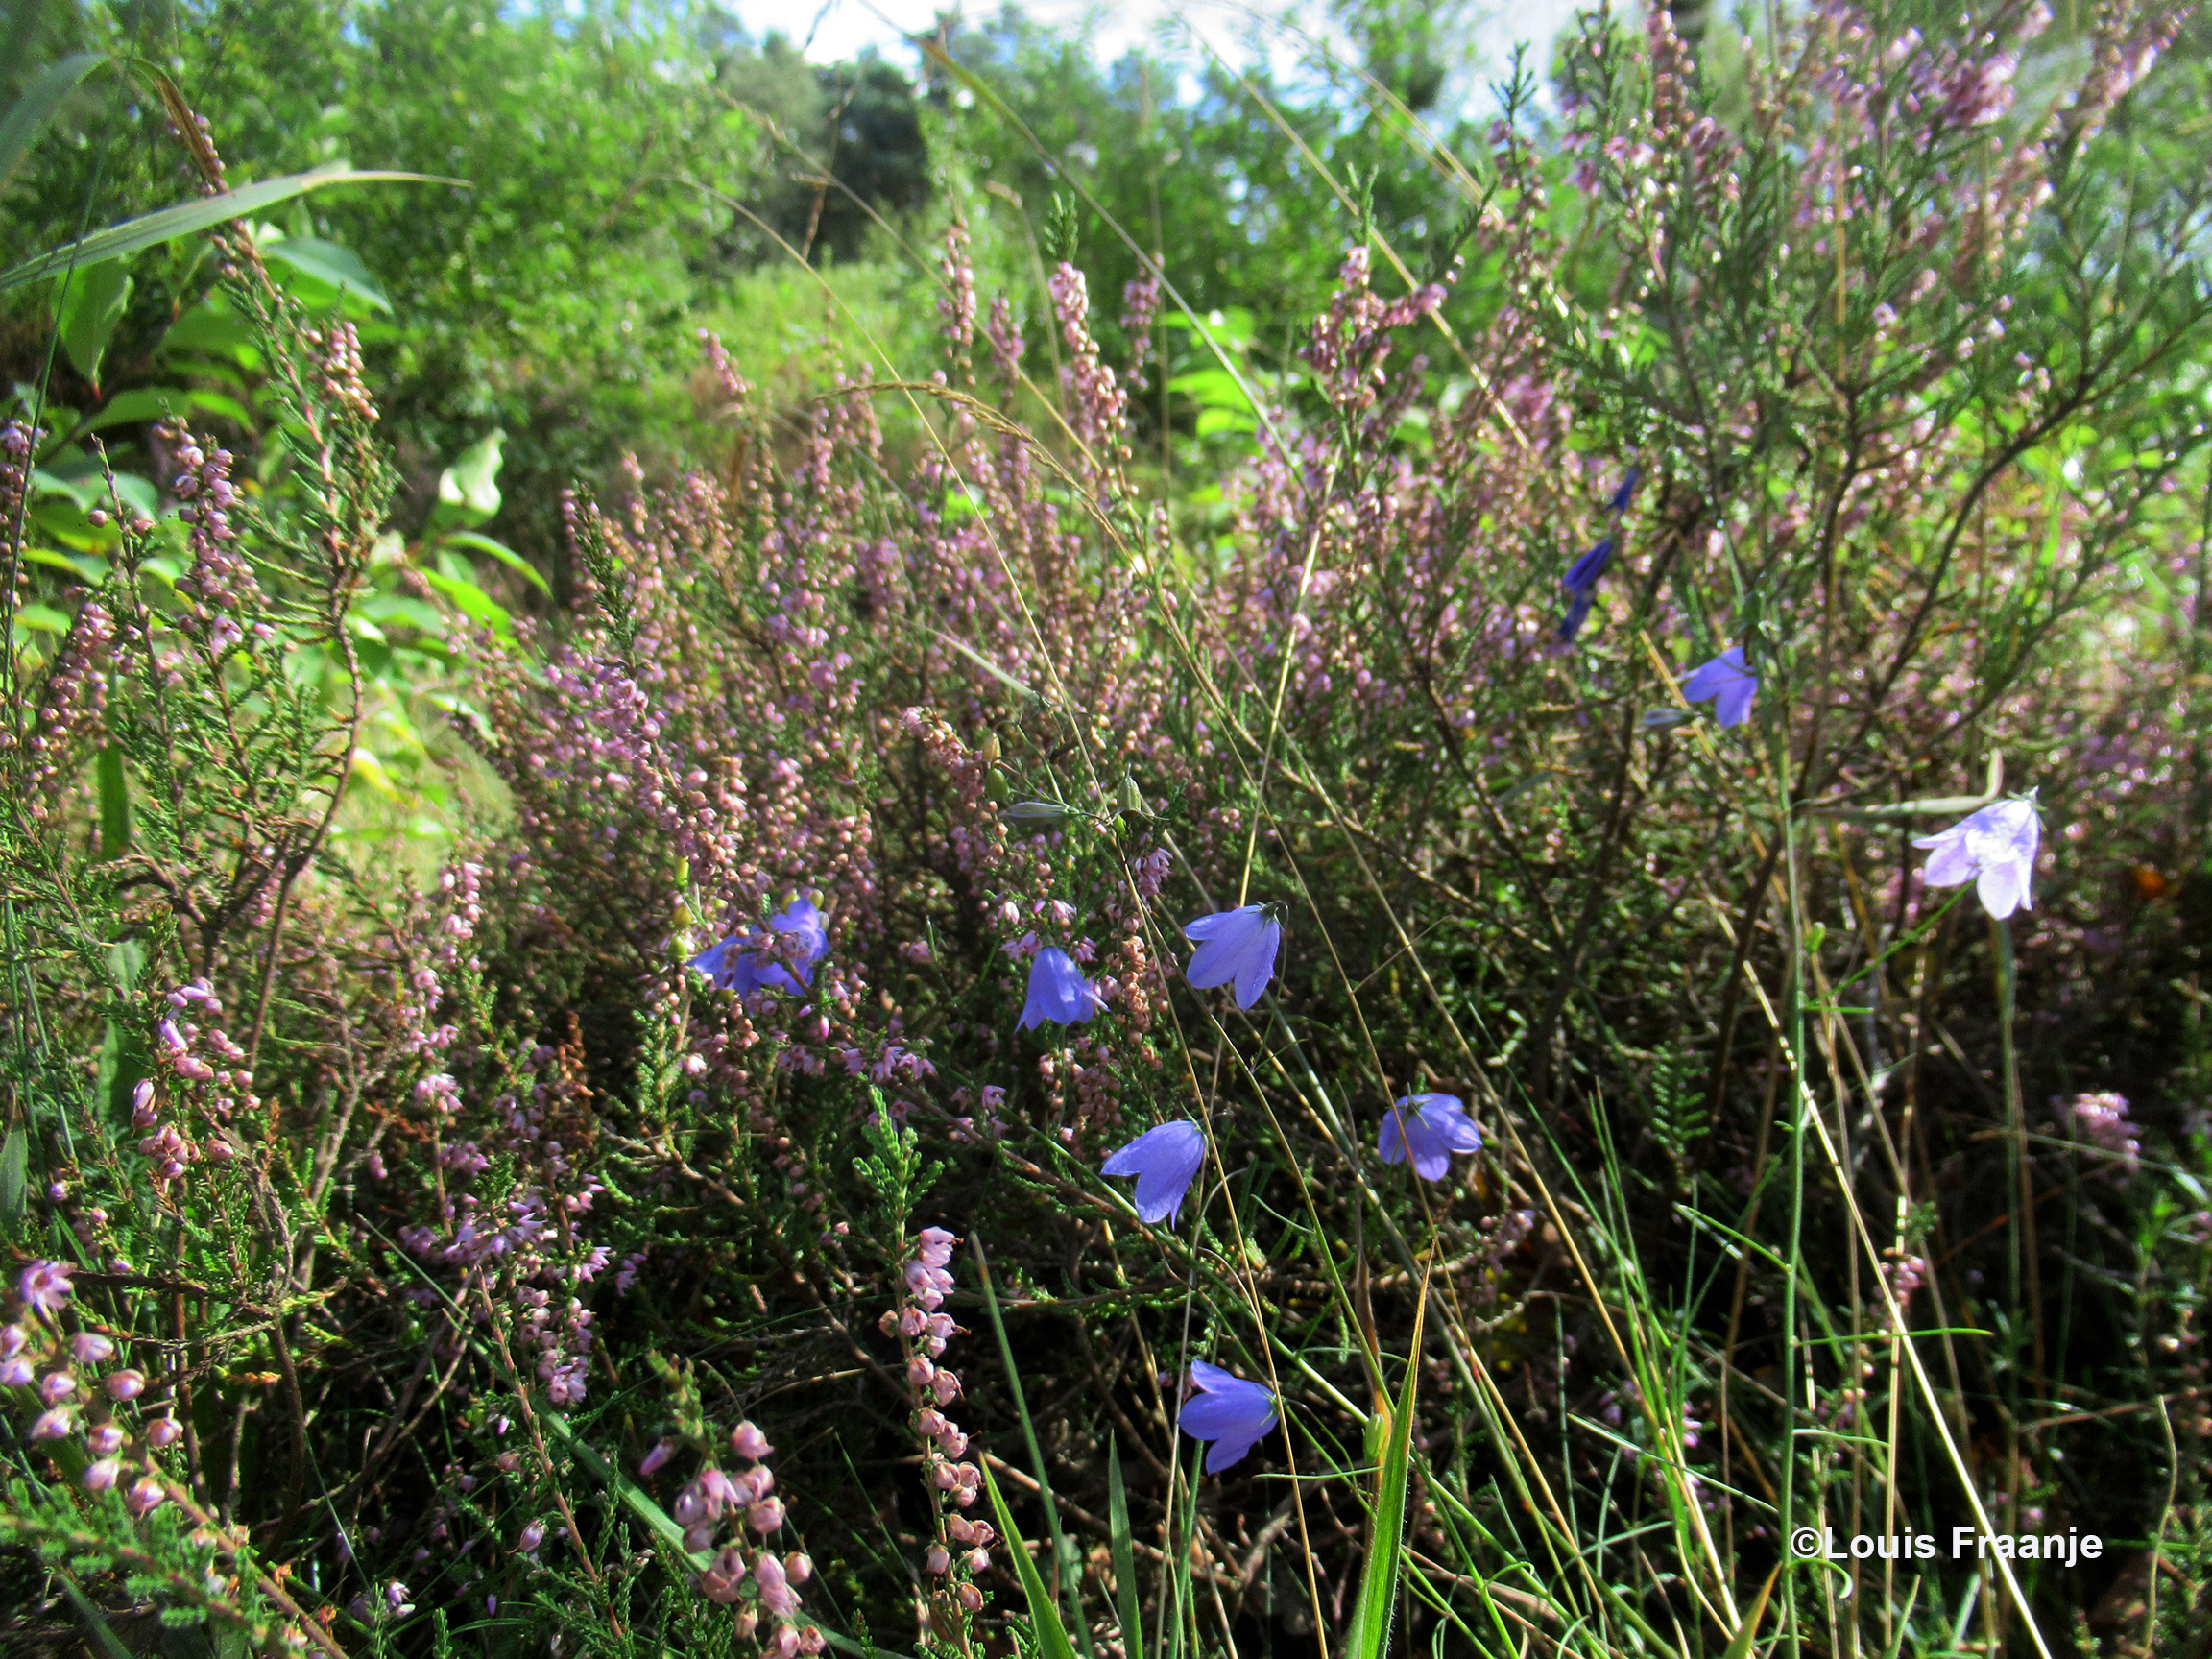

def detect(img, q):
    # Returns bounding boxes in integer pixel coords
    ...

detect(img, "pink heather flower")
[83,1456,123,1492]
[18,1261,73,1316]
[754,1552,800,1616]
[749,1496,786,1533]
[517,1520,546,1553]
[639,1438,676,1477]
[1912,796,2040,920]
[146,1415,183,1447]
[39,1372,76,1406]
[70,1333,114,1364]
[925,1544,951,1575]
[125,1477,167,1517]
[2068,1091,2140,1175]
[382,1579,413,1615]
[914,1226,958,1269]
[1680,647,1758,729]
[1178,1361,1277,1474]
[699,1548,747,1605]
[86,1422,124,1455]
[1019,947,1100,1029]
[1377,1094,1483,1182]
[106,1369,147,1401]
[30,1407,73,1439]
[0,1357,33,1386]
[785,1553,812,1584]
[1101,1121,1207,1224]
[1182,905,1283,1008]
[0,1324,23,1358]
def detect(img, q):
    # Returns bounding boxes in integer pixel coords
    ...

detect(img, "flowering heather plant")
[1,10,2209,1656]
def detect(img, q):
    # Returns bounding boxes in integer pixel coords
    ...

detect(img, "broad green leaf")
[1194,406,1258,439]
[11,602,69,633]
[441,529,549,593]
[0,1128,27,1222]
[421,567,514,643]
[0,165,456,294]
[1347,1285,1428,1659]
[1166,367,1257,412]
[96,746,129,857]
[22,548,105,582]
[981,1460,1082,1659]
[262,236,391,312]
[185,389,253,425]
[0,55,106,191]
[55,261,132,390]
[158,301,261,368]
[437,429,504,523]
[77,386,189,435]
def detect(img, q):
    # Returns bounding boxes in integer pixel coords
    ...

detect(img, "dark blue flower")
[1607,467,1642,514]
[688,897,827,995]
[1563,536,1615,593]
[1376,1093,1482,1182]
[1101,1121,1206,1223]
[1178,1361,1277,1474]
[1020,946,1101,1030]
[1556,586,1597,644]
[1183,905,1282,1009]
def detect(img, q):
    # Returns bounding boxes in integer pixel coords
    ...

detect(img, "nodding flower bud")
[83,1457,123,1492]
[125,1477,167,1517]
[729,1420,772,1460]
[965,1549,990,1574]
[38,1373,76,1407]
[638,1438,675,1477]
[105,1369,147,1401]
[946,1516,975,1544]
[748,1496,786,1534]
[71,1333,115,1364]
[30,1407,73,1439]
[146,1415,182,1448]
[926,1544,951,1575]
[784,1553,812,1584]
[956,1582,984,1612]
[517,1521,546,1553]
[683,1522,717,1552]
[905,1356,936,1387]
[87,1422,125,1455]
[753,1552,798,1616]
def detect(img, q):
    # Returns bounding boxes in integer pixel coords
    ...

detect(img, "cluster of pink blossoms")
[658,1420,824,1653]
[7,1261,180,1515]
[882,1228,992,1614]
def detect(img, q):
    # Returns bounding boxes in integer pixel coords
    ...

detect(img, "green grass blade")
[982,1458,1082,1659]
[0,54,106,192]
[1107,1435,1141,1654]
[1720,1563,1782,1659]
[970,1232,1098,1659]
[0,164,458,293]
[1347,1283,1427,1659]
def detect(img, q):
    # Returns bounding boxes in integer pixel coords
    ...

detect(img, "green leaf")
[0,1128,27,1222]
[97,746,129,858]
[185,389,252,425]
[1347,1286,1427,1659]
[261,236,391,312]
[21,547,105,583]
[77,386,189,435]
[1720,1563,1783,1659]
[158,301,260,368]
[12,602,69,633]
[436,430,504,523]
[55,260,132,390]
[0,55,106,192]
[420,567,514,643]
[0,165,458,294]
[441,528,548,594]
[1166,367,1257,412]
[1107,1437,1141,1653]
[981,1461,1082,1659]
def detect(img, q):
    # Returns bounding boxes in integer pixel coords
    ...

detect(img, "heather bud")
[729,1419,772,1459]
[71,1333,115,1364]
[84,1457,122,1492]
[105,1369,147,1401]
[146,1415,183,1448]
